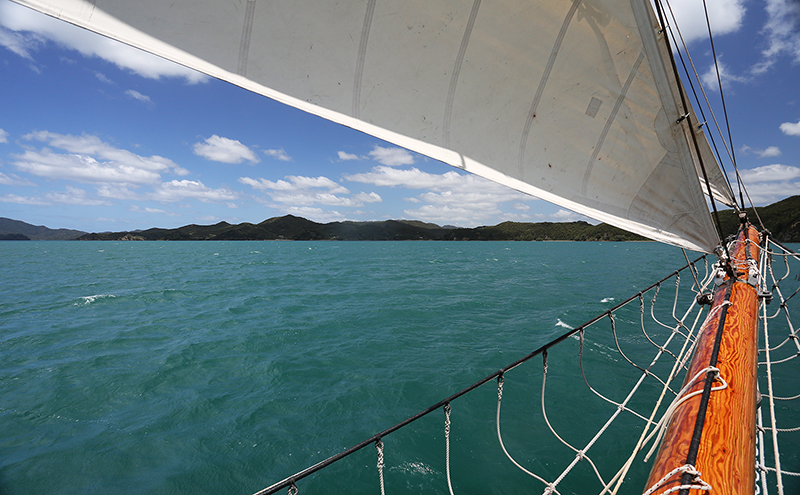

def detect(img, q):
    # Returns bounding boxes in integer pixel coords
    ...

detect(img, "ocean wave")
[75,294,116,306]
[390,461,437,476]
[555,318,574,329]
[601,297,615,303]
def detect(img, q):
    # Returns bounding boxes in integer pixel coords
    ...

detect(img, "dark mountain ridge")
[3,195,798,242]
[0,217,87,240]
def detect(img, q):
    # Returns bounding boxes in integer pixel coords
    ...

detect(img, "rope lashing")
[641,464,711,495]
[643,367,727,462]
[287,484,297,495]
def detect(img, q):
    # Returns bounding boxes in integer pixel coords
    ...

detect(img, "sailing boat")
[8,0,797,493]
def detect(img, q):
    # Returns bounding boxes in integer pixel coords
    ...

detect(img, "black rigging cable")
[661,2,737,209]
[653,0,733,269]
[701,0,743,210]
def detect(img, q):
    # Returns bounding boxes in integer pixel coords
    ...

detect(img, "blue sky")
[0,0,798,233]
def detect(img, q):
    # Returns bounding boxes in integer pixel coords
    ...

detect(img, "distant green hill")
[75,196,800,242]
[716,195,800,243]
[0,217,86,240]
[77,216,459,241]
[6,195,798,242]
[442,220,644,241]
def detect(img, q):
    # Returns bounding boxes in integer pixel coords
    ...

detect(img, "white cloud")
[758,146,781,158]
[738,164,800,183]
[734,164,800,205]
[338,151,361,161]
[368,146,415,166]
[289,175,348,193]
[701,60,749,91]
[780,119,800,136]
[345,165,537,226]
[94,71,113,84]
[240,177,293,191]
[345,166,530,206]
[403,204,501,226]
[737,180,800,205]
[550,209,589,221]
[0,22,38,59]
[46,186,110,206]
[125,89,152,104]
[97,185,144,200]
[15,131,186,184]
[752,0,800,74]
[0,128,8,143]
[240,175,349,194]
[0,171,35,186]
[193,135,259,164]
[128,205,170,214]
[270,192,352,206]
[13,148,163,184]
[281,206,347,224]
[345,166,465,189]
[0,193,47,205]
[741,145,782,158]
[152,180,237,203]
[0,1,207,83]
[354,192,382,203]
[667,0,745,46]
[239,174,373,208]
[264,149,291,161]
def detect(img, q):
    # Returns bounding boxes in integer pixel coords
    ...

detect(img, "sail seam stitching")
[353,0,378,119]
[443,0,482,149]
[237,0,257,77]
[517,0,583,177]
[581,50,645,196]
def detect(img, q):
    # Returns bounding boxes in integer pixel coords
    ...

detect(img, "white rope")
[763,425,800,432]
[641,464,711,495]
[643,366,727,462]
[495,374,558,494]
[763,467,800,477]
[444,404,455,495]
[762,275,785,495]
[551,285,710,495]
[607,301,708,495]
[756,404,769,495]
[759,353,800,366]
[376,440,386,495]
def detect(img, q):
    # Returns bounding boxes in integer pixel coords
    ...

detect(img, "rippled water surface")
[1,240,797,494]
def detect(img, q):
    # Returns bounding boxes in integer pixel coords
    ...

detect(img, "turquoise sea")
[2,240,798,494]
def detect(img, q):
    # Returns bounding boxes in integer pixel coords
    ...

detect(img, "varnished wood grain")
[644,225,760,494]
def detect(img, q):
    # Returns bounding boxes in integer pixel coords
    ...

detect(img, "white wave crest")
[601,297,615,303]
[76,294,116,305]
[556,319,574,330]
[390,461,437,476]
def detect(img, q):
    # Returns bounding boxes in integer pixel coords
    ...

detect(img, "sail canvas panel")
[11,0,734,252]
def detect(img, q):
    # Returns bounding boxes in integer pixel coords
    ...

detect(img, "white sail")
[12,0,735,252]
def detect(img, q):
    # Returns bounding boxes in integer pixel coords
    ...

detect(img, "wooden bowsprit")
[644,223,761,495]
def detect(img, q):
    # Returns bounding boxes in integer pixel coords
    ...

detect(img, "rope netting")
[254,238,799,495]
[755,238,800,495]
